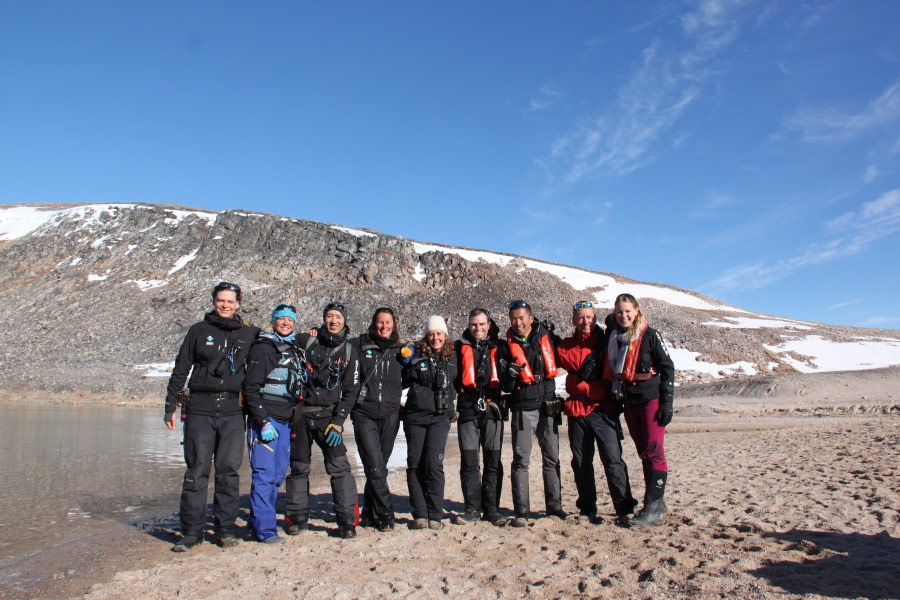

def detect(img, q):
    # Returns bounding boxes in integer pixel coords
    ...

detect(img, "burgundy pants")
[623,397,668,473]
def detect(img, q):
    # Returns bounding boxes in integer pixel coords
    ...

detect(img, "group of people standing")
[164,281,675,551]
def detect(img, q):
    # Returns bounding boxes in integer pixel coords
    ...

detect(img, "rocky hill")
[1,203,899,402]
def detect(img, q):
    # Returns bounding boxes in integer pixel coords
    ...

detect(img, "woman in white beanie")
[402,315,457,530]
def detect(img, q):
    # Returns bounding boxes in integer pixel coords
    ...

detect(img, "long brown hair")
[614,293,646,341]
[413,334,454,360]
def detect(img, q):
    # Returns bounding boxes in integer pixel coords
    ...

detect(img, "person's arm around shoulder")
[404,352,434,387]
[164,323,200,429]
[242,337,277,425]
[333,341,361,425]
[649,327,676,425]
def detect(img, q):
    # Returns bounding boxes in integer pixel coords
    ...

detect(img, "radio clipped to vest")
[300,335,353,400]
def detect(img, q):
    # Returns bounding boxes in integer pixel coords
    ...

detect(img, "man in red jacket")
[556,300,637,526]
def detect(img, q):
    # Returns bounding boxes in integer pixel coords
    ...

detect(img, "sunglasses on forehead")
[508,300,530,310]
[215,281,240,293]
[468,307,491,318]
[325,302,346,313]
[274,303,297,313]
[573,301,594,309]
[213,281,242,300]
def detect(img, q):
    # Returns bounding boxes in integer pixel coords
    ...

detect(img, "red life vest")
[506,330,558,384]
[603,321,648,382]
[459,343,500,390]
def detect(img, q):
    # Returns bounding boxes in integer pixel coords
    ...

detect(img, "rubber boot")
[632,470,667,527]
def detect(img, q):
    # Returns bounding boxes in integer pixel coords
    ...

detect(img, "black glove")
[541,319,555,333]
[655,398,673,427]
[576,352,599,381]
[507,361,523,379]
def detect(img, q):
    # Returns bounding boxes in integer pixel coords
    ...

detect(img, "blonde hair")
[614,293,646,341]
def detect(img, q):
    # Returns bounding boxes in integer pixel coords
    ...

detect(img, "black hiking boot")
[172,534,203,552]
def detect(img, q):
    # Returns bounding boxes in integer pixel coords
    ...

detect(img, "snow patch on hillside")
[703,316,812,330]
[163,209,217,226]
[134,363,173,377]
[128,279,168,291]
[414,243,513,266]
[413,262,426,282]
[0,206,63,240]
[332,226,376,238]
[1,204,217,242]
[670,347,759,379]
[412,242,740,312]
[764,335,900,372]
[169,248,200,274]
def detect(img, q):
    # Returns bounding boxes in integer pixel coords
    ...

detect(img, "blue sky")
[1,1,899,328]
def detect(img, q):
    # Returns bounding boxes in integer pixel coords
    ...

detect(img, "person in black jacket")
[164,281,259,552]
[604,293,675,526]
[402,315,457,530]
[352,307,408,532]
[453,308,507,526]
[499,300,566,527]
[284,301,361,539]
[242,303,302,544]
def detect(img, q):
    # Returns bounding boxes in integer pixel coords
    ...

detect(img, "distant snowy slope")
[1,202,898,391]
[413,241,739,311]
[0,204,216,242]
[0,205,65,240]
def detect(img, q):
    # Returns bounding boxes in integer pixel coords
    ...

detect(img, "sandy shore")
[4,370,899,599]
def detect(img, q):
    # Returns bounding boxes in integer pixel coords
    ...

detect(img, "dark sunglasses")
[469,307,491,318]
[274,303,297,313]
[573,301,594,309]
[325,302,346,313]
[375,306,395,317]
[508,300,530,310]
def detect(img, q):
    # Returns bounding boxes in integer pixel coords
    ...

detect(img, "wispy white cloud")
[781,78,900,143]
[863,163,880,184]
[514,197,614,239]
[690,192,739,218]
[826,188,900,234]
[858,315,900,328]
[799,1,836,29]
[826,299,862,311]
[703,189,900,293]
[540,0,748,185]
[527,83,564,113]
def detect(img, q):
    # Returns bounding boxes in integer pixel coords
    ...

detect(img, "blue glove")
[324,423,343,447]
[260,421,278,442]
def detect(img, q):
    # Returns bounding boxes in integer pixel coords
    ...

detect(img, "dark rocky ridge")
[0,203,897,401]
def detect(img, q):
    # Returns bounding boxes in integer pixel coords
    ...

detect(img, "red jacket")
[556,328,607,417]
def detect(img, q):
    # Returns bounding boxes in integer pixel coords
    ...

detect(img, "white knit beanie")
[425,315,449,336]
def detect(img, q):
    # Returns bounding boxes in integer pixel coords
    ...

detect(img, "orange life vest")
[459,343,500,390]
[507,330,558,384]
